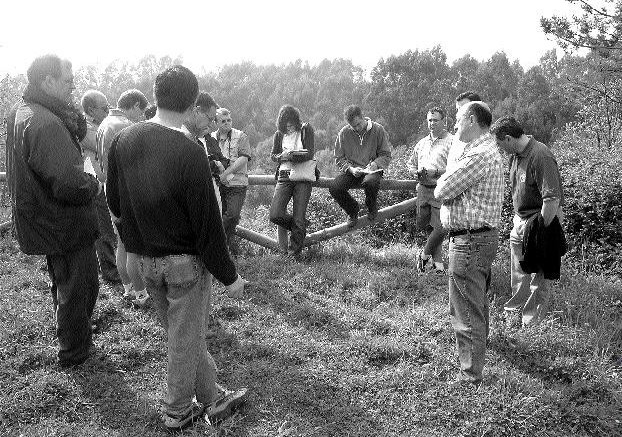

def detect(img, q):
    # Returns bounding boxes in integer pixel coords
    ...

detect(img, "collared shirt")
[446,137,466,170]
[211,127,251,186]
[96,109,133,181]
[434,132,504,230]
[510,136,563,218]
[80,117,99,156]
[406,130,453,185]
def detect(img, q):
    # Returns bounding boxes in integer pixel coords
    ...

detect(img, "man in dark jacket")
[491,116,564,327]
[6,54,101,367]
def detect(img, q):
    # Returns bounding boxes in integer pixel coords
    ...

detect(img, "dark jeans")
[219,185,247,247]
[46,244,99,366]
[269,181,312,254]
[329,172,381,217]
[94,190,120,282]
[448,230,498,382]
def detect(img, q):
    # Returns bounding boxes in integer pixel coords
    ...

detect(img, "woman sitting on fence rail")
[269,105,318,258]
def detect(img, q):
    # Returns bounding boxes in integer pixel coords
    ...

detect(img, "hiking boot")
[163,403,205,430]
[204,387,248,425]
[417,250,430,272]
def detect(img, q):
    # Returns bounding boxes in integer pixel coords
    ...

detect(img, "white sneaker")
[132,290,149,307]
[204,387,248,425]
[122,285,136,300]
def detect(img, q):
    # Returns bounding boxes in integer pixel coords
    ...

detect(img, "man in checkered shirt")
[407,107,453,273]
[434,101,504,386]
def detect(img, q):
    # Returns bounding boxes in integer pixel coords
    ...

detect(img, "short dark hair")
[428,106,446,119]
[154,65,199,113]
[196,91,218,112]
[456,91,482,103]
[117,89,149,111]
[463,102,492,128]
[27,54,66,87]
[276,105,302,134]
[490,116,524,140]
[344,105,363,123]
[144,104,157,120]
[81,90,106,115]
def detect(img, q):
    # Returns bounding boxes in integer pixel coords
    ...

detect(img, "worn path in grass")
[0,235,620,437]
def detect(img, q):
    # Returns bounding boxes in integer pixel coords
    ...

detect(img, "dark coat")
[7,101,99,255]
[520,214,567,280]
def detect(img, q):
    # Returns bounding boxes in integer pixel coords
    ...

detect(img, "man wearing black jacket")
[7,54,101,367]
[491,116,564,327]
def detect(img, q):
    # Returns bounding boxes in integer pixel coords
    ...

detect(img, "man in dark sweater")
[491,116,564,327]
[106,65,247,430]
[7,54,101,367]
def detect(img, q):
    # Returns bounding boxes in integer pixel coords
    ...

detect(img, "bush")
[555,124,622,274]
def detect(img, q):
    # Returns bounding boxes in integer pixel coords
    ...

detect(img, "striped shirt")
[434,132,504,230]
[406,131,453,186]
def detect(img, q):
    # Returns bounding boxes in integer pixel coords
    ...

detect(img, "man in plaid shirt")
[434,101,504,385]
[407,107,453,273]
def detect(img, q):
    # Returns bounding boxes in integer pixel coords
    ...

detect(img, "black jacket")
[520,214,567,280]
[7,101,99,255]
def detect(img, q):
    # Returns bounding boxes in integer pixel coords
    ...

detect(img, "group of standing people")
[4,52,565,430]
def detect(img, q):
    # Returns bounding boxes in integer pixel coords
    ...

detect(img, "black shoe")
[347,214,358,228]
[367,207,378,221]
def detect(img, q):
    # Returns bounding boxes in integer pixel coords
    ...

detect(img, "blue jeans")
[329,172,381,217]
[219,185,247,248]
[269,181,312,254]
[448,230,498,382]
[140,254,219,416]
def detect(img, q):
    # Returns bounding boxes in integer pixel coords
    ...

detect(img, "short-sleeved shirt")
[211,127,251,186]
[510,137,563,218]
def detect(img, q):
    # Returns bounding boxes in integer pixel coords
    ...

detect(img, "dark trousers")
[94,190,120,282]
[329,172,381,217]
[269,181,312,254]
[219,185,247,248]
[46,244,99,365]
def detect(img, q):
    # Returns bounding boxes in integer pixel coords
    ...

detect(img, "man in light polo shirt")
[407,106,453,273]
[212,108,252,254]
[491,116,564,327]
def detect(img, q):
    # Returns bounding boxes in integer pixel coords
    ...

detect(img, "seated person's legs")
[329,172,361,218]
[361,172,381,216]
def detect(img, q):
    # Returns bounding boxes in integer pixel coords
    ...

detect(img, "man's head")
[454,101,492,143]
[427,107,446,137]
[344,105,367,134]
[186,91,218,136]
[490,116,525,154]
[154,65,199,115]
[216,108,233,135]
[27,54,75,104]
[117,89,149,122]
[455,91,482,111]
[81,90,109,124]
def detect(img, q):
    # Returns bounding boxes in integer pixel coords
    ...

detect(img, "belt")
[448,226,493,238]
[421,184,436,188]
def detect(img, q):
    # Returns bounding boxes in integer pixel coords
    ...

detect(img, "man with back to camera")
[407,106,453,273]
[6,54,100,367]
[491,116,565,327]
[212,107,252,254]
[434,101,504,386]
[329,105,392,227]
[106,65,248,430]
[80,89,120,284]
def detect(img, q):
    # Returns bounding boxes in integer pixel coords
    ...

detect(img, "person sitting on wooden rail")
[329,105,392,227]
[269,104,317,258]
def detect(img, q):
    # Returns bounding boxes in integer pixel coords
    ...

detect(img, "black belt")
[421,184,436,188]
[448,226,493,238]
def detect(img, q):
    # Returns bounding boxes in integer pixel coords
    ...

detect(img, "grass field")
[0,233,620,437]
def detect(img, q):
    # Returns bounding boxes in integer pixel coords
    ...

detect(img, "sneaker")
[122,285,136,300]
[434,261,445,273]
[417,250,430,272]
[163,403,205,430]
[132,290,149,307]
[204,387,248,425]
[347,214,358,228]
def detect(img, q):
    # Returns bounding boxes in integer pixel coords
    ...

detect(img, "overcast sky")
[0,0,577,76]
